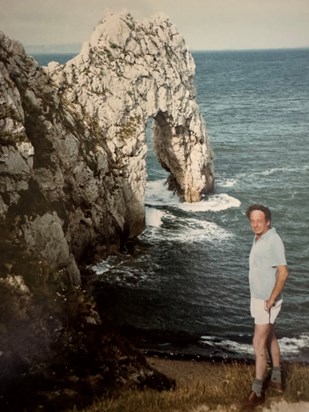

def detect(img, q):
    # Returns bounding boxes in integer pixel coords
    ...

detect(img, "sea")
[33,48,309,363]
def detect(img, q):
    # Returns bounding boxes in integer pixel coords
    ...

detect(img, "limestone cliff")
[0,10,213,408]
[1,10,214,284]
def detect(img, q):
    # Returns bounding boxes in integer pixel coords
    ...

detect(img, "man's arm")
[265,265,289,311]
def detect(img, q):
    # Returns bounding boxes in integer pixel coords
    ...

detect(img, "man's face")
[249,210,270,238]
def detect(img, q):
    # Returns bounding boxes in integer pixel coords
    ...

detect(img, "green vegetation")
[77,361,309,411]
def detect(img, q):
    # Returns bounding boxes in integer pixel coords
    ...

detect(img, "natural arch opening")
[145,118,169,183]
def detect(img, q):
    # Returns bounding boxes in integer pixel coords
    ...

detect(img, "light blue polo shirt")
[249,227,287,300]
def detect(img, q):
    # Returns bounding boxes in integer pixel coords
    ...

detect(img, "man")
[243,204,289,410]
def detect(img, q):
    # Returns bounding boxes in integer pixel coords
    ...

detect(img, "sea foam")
[142,213,232,244]
[200,334,309,361]
[179,193,241,212]
[145,179,241,212]
[145,208,165,227]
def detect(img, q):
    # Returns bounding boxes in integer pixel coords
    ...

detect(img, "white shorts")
[250,297,282,325]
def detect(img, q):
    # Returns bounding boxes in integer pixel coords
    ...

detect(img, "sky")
[1,0,309,51]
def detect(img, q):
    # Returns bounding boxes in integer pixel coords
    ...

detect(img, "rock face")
[48,11,214,205]
[0,10,214,404]
[0,10,214,283]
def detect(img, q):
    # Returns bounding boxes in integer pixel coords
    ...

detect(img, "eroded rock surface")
[0,10,213,409]
[0,10,214,284]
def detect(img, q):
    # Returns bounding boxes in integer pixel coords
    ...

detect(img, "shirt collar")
[255,227,276,242]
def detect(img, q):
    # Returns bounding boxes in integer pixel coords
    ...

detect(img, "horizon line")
[26,45,309,55]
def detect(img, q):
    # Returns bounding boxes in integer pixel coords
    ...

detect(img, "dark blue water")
[34,49,309,362]
[32,53,77,66]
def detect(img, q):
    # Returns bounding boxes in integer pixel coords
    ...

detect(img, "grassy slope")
[77,358,309,411]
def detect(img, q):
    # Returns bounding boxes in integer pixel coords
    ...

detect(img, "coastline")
[120,325,309,366]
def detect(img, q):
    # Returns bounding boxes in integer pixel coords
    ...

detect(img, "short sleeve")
[271,235,287,267]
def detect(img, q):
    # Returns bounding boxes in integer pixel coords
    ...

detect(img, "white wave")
[142,214,232,243]
[91,257,160,287]
[238,164,309,180]
[179,193,241,212]
[278,334,309,355]
[145,207,165,227]
[145,179,179,206]
[217,340,254,356]
[200,336,254,356]
[146,179,241,212]
[173,218,231,242]
[91,255,119,275]
[200,334,309,359]
[216,178,238,188]
[263,164,309,175]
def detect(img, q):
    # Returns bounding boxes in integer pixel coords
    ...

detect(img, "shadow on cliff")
[0,282,175,411]
[0,31,174,411]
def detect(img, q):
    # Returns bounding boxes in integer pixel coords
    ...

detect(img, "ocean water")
[34,49,309,363]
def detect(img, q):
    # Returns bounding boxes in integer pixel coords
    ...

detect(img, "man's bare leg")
[267,324,283,391]
[267,324,280,367]
[241,324,271,409]
[253,323,272,381]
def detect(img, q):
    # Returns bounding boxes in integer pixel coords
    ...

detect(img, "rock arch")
[152,110,214,202]
[47,10,214,238]
[0,10,214,283]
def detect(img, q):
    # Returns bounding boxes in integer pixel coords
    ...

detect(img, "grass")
[75,361,309,412]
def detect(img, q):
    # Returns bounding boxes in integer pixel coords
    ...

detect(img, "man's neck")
[255,227,270,241]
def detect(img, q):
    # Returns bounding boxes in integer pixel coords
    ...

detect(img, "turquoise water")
[34,49,309,362]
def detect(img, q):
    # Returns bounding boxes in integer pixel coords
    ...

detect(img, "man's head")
[246,204,272,238]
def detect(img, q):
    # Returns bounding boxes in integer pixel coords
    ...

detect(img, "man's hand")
[264,299,275,312]
[265,265,289,312]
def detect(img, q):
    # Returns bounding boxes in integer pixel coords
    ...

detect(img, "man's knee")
[253,325,271,351]
[253,335,267,352]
